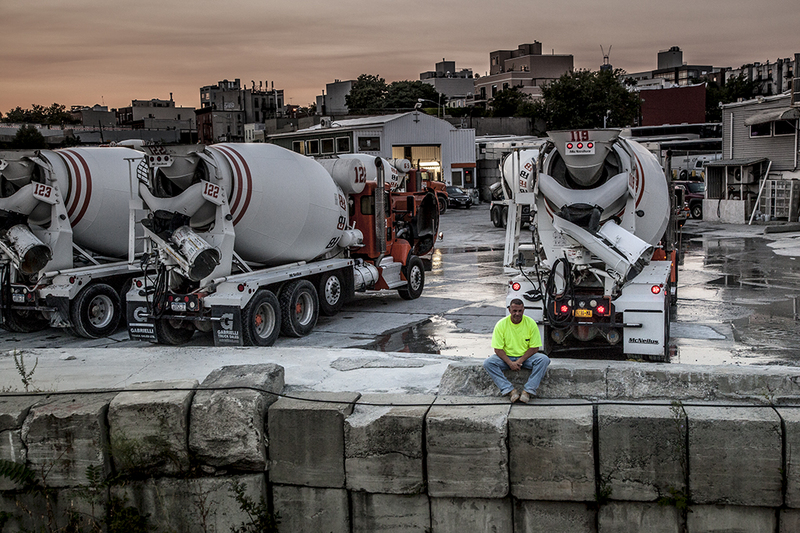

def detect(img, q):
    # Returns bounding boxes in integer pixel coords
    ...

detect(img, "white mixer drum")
[52,147,143,258]
[209,144,347,265]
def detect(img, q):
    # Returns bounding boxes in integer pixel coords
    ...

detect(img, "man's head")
[508,299,525,324]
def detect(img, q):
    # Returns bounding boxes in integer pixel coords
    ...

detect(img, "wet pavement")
[3,203,800,374]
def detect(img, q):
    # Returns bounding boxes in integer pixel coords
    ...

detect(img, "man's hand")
[508,359,523,371]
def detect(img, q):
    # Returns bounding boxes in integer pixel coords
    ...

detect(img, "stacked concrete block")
[0,396,37,491]
[685,405,782,506]
[780,509,800,533]
[351,492,430,533]
[21,393,116,486]
[686,504,776,532]
[107,379,197,476]
[268,391,360,487]
[345,393,434,494]
[598,502,681,533]
[778,407,800,508]
[272,485,349,533]
[189,363,284,471]
[598,404,686,502]
[1,486,108,532]
[114,473,267,533]
[515,501,596,533]
[426,396,511,497]
[509,401,594,501]
[430,497,513,533]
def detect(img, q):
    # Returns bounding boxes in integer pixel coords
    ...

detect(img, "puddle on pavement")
[354,320,443,354]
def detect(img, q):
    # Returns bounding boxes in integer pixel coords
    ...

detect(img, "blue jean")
[483,353,550,395]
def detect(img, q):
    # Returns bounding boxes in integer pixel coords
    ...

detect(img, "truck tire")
[1,309,49,333]
[155,318,195,345]
[398,255,425,300]
[279,280,319,337]
[242,290,281,346]
[438,195,447,215]
[318,271,345,316]
[491,206,503,228]
[679,170,688,180]
[691,203,702,219]
[502,206,508,228]
[70,283,121,338]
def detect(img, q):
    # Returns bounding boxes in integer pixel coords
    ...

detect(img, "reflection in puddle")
[356,320,443,354]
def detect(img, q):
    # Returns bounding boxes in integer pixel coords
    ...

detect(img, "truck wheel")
[398,255,425,300]
[242,290,280,346]
[155,318,195,345]
[1,309,49,333]
[491,207,502,227]
[279,280,319,337]
[318,271,345,316]
[438,195,447,215]
[679,170,688,180]
[691,204,702,219]
[502,206,508,228]
[70,283,121,338]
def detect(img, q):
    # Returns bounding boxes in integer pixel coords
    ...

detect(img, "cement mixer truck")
[125,144,439,346]
[0,147,146,337]
[504,129,680,361]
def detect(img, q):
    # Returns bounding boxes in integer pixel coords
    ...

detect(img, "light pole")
[417,97,442,119]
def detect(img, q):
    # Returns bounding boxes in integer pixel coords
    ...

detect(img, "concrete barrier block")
[598,502,681,533]
[687,504,776,533]
[0,396,37,432]
[514,500,596,533]
[685,405,782,506]
[426,397,510,498]
[430,497,512,533]
[189,364,284,471]
[777,407,800,508]
[268,391,360,487]
[108,380,197,476]
[0,430,25,491]
[598,404,686,502]
[509,402,594,501]
[437,360,607,399]
[351,492,430,532]
[780,508,800,533]
[345,393,434,494]
[606,365,718,401]
[272,484,349,533]
[115,473,266,532]
[21,393,115,487]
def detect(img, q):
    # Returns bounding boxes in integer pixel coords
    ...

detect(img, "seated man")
[483,298,550,403]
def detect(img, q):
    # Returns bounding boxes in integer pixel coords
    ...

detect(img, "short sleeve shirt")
[491,315,542,358]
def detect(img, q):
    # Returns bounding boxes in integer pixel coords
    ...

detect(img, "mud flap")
[212,305,243,346]
[44,295,71,328]
[126,303,157,342]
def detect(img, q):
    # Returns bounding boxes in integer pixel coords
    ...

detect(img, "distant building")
[318,80,353,116]
[70,104,116,128]
[116,96,195,132]
[198,78,284,143]
[471,41,573,105]
[639,84,707,127]
[625,47,715,88]
[420,59,475,108]
[725,56,796,96]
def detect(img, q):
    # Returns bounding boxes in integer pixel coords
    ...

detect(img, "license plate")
[12,294,25,303]
[171,302,186,312]
[574,309,592,318]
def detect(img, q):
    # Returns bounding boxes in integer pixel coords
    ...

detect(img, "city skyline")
[1,0,796,114]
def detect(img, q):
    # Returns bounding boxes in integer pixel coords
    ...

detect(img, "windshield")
[446,186,465,195]
[687,182,705,193]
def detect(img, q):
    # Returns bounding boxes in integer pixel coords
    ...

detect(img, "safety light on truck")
[651,285,662,294]
[511,282,521,291]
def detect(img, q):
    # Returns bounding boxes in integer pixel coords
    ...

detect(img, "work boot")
[509,390,521,403]
[519,391,531,403]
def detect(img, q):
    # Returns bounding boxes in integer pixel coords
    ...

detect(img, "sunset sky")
[1,0,797,114]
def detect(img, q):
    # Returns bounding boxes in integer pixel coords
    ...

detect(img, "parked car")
[446,186,472,209]
[673,180,705,219]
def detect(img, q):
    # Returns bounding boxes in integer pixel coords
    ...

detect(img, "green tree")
[2,103,78,125]
[489,87,533,117]
[345,74,388,114]
[705,72,760,122]
[537,69,640,130]
[385,80,442,111]
[12,125,47,148]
